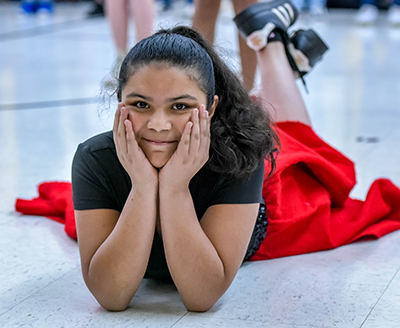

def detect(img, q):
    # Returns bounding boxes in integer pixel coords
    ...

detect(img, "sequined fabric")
[244,203,268,261]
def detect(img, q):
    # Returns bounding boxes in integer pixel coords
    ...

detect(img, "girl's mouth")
[144,138,176,146]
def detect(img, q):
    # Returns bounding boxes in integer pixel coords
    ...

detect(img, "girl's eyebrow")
[167,94,198,102]
[125,92,153,101]
[125,93,198,102]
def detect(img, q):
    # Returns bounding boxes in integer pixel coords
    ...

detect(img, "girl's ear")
[208,95,219,118]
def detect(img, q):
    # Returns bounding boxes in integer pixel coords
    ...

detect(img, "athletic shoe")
[37,1,53,14]
[87,3,105,18]
[355,5,379,25]
[288,29,329,78]
[20,2,39,14]
[388,5,400,26]
[233,0,298,51]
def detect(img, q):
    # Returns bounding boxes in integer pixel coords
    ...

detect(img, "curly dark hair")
[117,26,279,179]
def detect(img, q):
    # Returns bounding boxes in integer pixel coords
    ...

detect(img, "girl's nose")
[147,111,172,132]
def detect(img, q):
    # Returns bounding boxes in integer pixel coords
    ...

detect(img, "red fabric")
[15,182,77,240]
[252,122,400,260]
[14,122,400,259]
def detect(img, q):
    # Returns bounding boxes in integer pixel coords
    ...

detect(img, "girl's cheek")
[127,112,145,133]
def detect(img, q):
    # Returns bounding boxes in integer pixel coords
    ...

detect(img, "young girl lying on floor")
[16,0,400,312]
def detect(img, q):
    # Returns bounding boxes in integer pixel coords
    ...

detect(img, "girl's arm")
[76,188,157,311]
[75,106,158,311]
[159,190,259,312]
[159,106,260,311]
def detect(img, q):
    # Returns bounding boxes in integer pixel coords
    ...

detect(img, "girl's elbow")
[84,276,139,312]
[97,297,131,312]
[183,298,218,312]
[89,284,135,312]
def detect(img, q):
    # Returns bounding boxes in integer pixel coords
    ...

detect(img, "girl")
[72,24,277,311]
[72,0,400,313]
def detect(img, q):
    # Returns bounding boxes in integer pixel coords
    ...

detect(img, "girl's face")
[121,65,217,168]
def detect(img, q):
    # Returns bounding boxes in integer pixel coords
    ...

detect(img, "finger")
[199,104,211,151]
[113,103,124,152]
[118,106,128,153]
[177,121,193,156]
[189,108,200,155]
[124,119,138,154]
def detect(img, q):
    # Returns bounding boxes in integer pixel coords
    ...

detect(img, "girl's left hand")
[159,105,211,190]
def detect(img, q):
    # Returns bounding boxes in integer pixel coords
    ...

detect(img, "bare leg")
[257,42,311,125]
[129,0,154,43]
[192,0,222,44]
[232,0,257,91]
[106,0,129,54]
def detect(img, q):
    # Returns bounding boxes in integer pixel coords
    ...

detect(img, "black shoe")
[87,3,104,18]
[233,0,298,51]
[288,29,329,78]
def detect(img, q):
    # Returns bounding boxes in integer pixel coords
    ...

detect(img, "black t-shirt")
[72,131,264,279]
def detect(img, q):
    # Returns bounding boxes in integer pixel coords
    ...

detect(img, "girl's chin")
[148,156,171,169]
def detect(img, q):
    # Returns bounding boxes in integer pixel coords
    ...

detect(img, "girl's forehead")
[123,65,205,95]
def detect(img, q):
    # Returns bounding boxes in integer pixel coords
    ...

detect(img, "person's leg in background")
[355,0,379,25]
[104,0,154,87]
[257,41,311,125]
[232,0,258,91]
[192,0,257,90]
[129,0,154,42]
[106,0,129,59]
[192,0,222,44]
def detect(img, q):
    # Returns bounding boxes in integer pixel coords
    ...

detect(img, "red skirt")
[252,121,400,260]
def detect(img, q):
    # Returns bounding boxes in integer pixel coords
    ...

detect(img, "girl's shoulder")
[78,130,115,154]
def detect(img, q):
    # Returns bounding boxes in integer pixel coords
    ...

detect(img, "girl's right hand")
[113,103,158,189]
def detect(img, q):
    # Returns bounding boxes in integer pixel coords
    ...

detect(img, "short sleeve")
[72,143,119,211]
[210,161,265,206]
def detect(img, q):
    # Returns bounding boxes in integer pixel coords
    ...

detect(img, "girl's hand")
[113,103,158,189]
[159,105,210,191]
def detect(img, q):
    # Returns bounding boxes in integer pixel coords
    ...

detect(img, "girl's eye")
[134,101,149,109]
[172,103,188,111]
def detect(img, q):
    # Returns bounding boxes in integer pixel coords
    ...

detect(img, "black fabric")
[244,203,268,261]
[267,29,286,44]
[72,131,265,279]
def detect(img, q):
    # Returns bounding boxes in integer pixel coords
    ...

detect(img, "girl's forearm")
[85,186,157,311]
[159,186,228,312]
